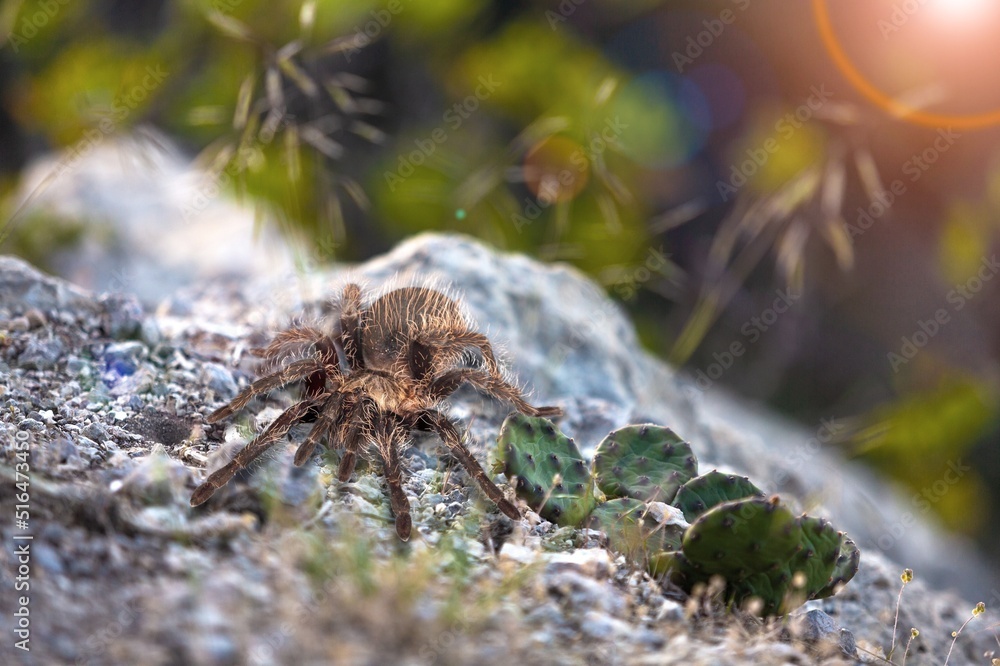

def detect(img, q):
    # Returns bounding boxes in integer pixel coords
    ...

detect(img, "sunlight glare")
[929,0,994,22]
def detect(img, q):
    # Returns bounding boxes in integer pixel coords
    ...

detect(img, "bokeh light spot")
[523,135,590,204]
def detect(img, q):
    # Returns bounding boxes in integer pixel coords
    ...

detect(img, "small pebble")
[8,316,29,332]
[19,418,44,431]
[24,308,46,329]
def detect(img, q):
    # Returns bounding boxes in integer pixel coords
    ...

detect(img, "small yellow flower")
[973,602,986,616]
[901,568,913,584]
[910,628,919,638]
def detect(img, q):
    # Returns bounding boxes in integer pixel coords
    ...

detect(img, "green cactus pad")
[586,498,684,556]
[672,470,766,522]
[496,414,595,526]
[789,515,842,595]
[682,497,802,578]
[593,424,697,503]
[729,571,788,615]
[729,516,843,614]
[814,533,860,599]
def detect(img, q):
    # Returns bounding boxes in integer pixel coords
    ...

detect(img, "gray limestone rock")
[0,232,994,666]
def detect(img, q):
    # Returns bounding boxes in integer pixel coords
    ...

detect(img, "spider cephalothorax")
[191,283,561,540]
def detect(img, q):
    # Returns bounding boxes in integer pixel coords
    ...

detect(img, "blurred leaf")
[939,201,991,285]
[849,374,997,533]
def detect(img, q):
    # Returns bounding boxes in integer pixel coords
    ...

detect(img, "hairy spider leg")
[293,391,344,466]
[374,413,413,540]
[206,358,323,423]
[251,326,324,360]
[191,395,328,506]
[426,368,562,418]
[335,400,368,482]
[338,283,365,370]
[416,409,521,521]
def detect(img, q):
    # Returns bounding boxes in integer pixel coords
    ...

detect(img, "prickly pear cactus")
[732,515,844,614]
[593,425,697,503]
[787,516,842,596]
[496,414,595,526]
[492,414,860,616]
[672,470,765,522]
[650,496,860,615]
[682,496,802,575]
[815,534,861,599]
[585,498,685,557]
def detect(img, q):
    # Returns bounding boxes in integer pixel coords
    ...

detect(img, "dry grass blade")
[261,108,285,142]
[821,157,846,219]
[776,218,808,292]
[301,125,344,160]
[187,105,228,126]
[278,57,318,98]
[353,97,387,115]
[594,77,619,104]
[455,164,503,210]
[342,178,369,210]
[349,120,386,144]
[322,33,367,54]
[596,191,622,233]
[593,154,632,205]
[814,101,862,126]
[854,147,885,202]
[511,116,572,152]
[276,39,305,62]
[325,82,357,114]
[266,66,285,113]
[284,126,302,182]
[329,72,371,93]
[234,73,256,130]
[821,216,855,270]
[670,203,789,364]
[649,199,706,234]
[206,10,257,43]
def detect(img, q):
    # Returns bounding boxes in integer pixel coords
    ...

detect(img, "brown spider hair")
[191,282,561,540]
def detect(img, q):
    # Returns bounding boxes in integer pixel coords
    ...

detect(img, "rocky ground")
[1,233,998,665]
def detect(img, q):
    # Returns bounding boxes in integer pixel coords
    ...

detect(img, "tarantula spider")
[190,283,561,540]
